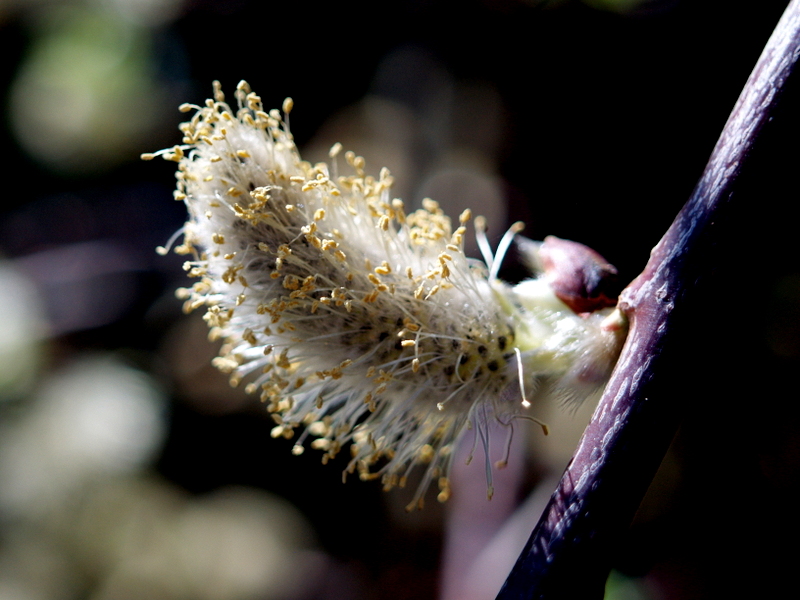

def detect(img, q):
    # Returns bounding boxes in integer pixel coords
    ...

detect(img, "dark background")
[1,1,799,599]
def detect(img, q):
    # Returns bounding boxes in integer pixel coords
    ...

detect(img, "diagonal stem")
[497,2,800,598]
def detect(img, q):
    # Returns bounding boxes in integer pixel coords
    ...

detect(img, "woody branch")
[498,1,800,598]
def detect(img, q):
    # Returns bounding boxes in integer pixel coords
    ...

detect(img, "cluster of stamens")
[147,81,627,509]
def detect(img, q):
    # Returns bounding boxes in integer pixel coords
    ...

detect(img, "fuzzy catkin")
[147,81,626,509]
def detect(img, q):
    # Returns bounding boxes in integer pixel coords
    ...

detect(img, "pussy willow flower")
[145,81,627,510]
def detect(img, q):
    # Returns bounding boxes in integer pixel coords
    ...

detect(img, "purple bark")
[497,2,800,598]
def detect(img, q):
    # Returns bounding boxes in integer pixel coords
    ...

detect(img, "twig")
[497,1,800,598]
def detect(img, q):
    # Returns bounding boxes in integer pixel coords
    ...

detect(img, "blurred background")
[1,0,799,599]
